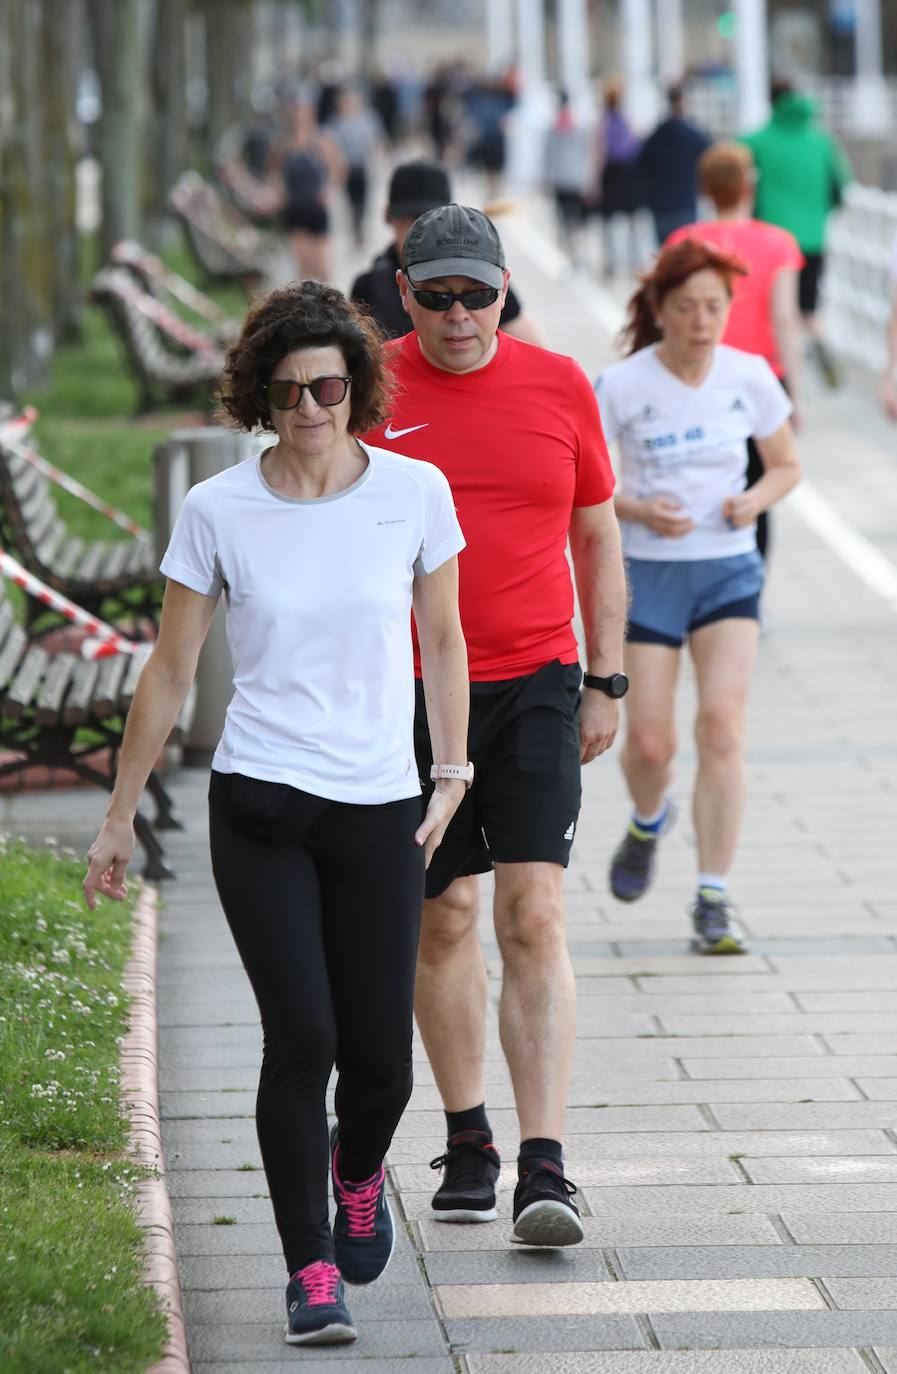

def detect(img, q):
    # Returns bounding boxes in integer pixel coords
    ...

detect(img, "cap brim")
[406,258,504,289]
[388,198,446,219]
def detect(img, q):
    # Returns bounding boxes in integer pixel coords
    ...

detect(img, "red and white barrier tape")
[0,546,137,660]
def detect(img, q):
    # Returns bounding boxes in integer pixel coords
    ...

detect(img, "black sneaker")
[284,1260,356,1345]
[690,889,749,955]
[609,801,676,902]
[430,1129,500,1223]
[512,1159,583,1247]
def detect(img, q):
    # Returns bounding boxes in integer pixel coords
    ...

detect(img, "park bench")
[0,413,163,631]
[0,566,187,881]
[110,240,240,349]
[215,154,284,226]
[90,266,225,415]
[169,170,276,283]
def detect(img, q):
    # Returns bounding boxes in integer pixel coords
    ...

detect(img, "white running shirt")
[160,442,465,804]
[595,344,792,561]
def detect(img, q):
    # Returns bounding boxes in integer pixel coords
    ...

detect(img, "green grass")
[0,839,166,1372]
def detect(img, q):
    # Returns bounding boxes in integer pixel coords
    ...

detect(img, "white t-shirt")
[160,442,465,804]
[595,344,792,561]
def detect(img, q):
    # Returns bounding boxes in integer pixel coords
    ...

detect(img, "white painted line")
[503,207,897,619]
[790,481,897,612]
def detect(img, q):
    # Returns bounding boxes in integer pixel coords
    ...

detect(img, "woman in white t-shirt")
[83,281,469,1348]
[594,237,801,954]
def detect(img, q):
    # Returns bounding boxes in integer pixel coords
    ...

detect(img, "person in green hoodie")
[742,81,852,387]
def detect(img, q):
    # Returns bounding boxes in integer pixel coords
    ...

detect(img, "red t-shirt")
[364,331,615,680]
[666,219,804,376]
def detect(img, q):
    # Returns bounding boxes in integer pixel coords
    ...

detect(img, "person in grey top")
[330,89,384,247]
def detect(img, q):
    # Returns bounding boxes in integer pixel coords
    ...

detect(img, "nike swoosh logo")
[384,422,429,439]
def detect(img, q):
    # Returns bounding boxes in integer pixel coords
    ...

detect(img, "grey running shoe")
[691,889,749,955]
[609,802,676,902]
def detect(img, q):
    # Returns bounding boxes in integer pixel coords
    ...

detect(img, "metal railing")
[824,183,897,371]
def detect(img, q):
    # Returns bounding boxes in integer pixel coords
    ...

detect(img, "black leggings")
[208,771,425,1273]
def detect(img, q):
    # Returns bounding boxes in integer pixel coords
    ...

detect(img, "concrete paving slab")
[651,1310,897,1348]
[416,1214,781,1252]
[435,1278,825,1317]
[617,1245,897,1280]
[179,1255,424,1294]
[582,1184,897,1215]
[466,1353,868,1373]
[191,1363,456,1374]
[744,1157,897,1185]
[827,1277,897,1309]
[186,1320,447,1362]
[442,1314,646,1352]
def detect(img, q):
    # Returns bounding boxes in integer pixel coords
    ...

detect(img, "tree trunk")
[87,0,143,261]
[41,0,81,341]
[149,0,187,234]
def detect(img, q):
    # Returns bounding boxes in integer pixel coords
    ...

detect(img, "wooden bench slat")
[0,623,27,693]
[97,540,131,584]
[4,644,49,717]
[35,653,80,726]
[10,463,45,507]
[0,599,15,658]
[21,496,58,551]
[18,484,56,530]
[33,518,66,572]
[51,536,85,579]
[125,537,154,577]
[92,653,128,716]
[62,659,100,725]
[75,541,107,584]
[117,643,152,712]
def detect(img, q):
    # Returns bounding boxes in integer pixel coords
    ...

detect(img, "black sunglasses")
[263,376,351,409]
[409,285,501,312]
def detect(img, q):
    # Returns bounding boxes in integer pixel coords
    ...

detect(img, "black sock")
[518,1137,563,1176]
[338,1144,383,1184]
[445,1103,491,1140]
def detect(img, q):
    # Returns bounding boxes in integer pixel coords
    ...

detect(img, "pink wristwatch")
[430,762,475,789]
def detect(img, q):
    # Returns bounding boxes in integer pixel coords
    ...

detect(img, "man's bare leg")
[414,874,487,1112]
[492,861,574,1141]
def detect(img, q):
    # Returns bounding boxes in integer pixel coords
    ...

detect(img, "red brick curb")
[122,885,191,1373]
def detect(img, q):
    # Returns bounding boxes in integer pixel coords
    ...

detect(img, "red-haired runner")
[594,238,801,953]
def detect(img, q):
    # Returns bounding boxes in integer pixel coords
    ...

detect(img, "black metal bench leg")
[66,758,175,882]
[133,809,176,882]
[146,768,184,831]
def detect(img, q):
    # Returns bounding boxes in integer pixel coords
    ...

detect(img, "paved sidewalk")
[6,190,896,1372]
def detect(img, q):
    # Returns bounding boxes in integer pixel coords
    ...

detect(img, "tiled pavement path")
[5,191,897,1372]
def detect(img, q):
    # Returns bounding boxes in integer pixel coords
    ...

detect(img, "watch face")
[609,673,629,698]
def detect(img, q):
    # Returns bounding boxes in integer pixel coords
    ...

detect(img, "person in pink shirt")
[667,142,803,561]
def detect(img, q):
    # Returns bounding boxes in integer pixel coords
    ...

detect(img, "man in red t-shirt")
[666,141,803,559]
[364,205,626,1247]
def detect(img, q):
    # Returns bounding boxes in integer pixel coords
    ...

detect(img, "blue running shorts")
[626,552,765,648]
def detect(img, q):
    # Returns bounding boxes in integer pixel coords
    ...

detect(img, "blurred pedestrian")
[595,82,643,279]
[278,102,344,282]
[371,70,400,145]
[666,142,804,560]
[742,81,852,387]
[466,75,514,198]
[882,231,897,420]
[350,160,547,345]
[544,89,595,267]
[330,88,384,248]
[638,85,710,245]
[595,240,801,952]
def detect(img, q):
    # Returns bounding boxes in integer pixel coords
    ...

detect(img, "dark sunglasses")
[409,284,501,312]
[263,376,351,409]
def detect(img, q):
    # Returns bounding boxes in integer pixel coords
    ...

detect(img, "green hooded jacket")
[741,91,852,253]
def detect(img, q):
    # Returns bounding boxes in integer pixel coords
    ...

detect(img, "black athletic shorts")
[414,658,583,900]
[799,252,823,315]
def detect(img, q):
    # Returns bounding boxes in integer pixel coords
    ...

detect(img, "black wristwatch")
[583,672,629,699]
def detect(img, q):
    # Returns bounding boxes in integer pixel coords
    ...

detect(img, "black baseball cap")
[402,204,506,290]
[387,160,451,219]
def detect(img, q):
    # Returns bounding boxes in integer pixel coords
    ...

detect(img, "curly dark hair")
[217,280,393,434]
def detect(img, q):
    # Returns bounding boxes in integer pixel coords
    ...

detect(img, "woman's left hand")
[415,780,467,868]
[722,491,762,529]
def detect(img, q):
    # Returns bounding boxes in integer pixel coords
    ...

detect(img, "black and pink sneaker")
[330,1124,395,1285]
[284,1260,355,1345]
